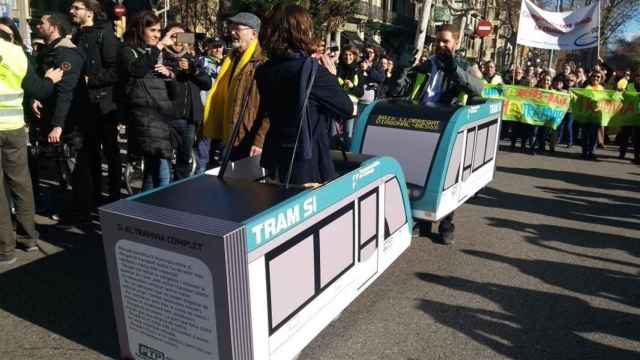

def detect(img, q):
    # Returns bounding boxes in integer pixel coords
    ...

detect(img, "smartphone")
[176,32,195,45]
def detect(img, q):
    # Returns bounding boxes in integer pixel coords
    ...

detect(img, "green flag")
[570,89,640,126]
[483,85,570,129]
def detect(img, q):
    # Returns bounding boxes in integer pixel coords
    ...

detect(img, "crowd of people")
[0,0,638,264]
[491,58,640,162]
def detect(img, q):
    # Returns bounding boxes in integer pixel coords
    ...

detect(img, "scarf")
[202,40,258,142]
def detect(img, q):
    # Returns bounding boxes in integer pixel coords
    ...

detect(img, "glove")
[437,50,457,74]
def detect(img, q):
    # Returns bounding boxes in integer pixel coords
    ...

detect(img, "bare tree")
[170,0,219,35]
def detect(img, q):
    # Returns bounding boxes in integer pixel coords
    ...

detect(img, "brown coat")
[228,46,269,148]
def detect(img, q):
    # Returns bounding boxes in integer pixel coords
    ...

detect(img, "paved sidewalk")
[1,144,638,359]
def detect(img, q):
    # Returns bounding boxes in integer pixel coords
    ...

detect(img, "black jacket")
[256,56,354,184]
[72,21,121,115]
[119,45,177,159]
[162,49,212,125]
[22,58,55,101]
[35,36,87,131]
[390,56,484,105]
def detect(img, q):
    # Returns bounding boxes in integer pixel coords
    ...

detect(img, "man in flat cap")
[202,12,269,160]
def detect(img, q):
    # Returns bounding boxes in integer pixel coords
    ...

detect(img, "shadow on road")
[0,225,118,358]
[469,186,640,231]
[462,249,640,309]
[483,217,640,268]
[496,166,638,192]
[415,272,640,359]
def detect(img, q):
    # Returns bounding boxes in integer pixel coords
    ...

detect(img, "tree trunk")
[414,0,434,57]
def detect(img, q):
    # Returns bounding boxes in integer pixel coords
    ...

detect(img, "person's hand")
[158,28,178,50]
[48,127,62,143]
[44,68,64,84]
[250,146,262,157]
[345,80,354,88]
[32,100,43,118]
[320,54,337,76]
[155,64,173,78]
[178,58,190,71]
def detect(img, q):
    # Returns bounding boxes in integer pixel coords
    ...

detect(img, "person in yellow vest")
[617,70,640,164]
[202,12,269,161]
[0,37,63,266]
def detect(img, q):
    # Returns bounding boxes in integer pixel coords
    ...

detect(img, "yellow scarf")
[202,40,258,142]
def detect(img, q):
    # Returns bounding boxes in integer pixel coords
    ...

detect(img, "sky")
[623,21,640,40]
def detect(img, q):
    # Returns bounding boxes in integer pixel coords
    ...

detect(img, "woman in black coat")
[119,11,178,190]
[256,4,354,185]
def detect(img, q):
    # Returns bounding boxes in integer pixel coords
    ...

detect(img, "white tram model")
[99,100,502,360]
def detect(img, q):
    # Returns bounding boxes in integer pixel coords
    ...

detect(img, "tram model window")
[462,128,476,181]
[484,121,499,164]
[319,207,355,288]
[267,235,315,329]
[362,126,440,187]
[444,132,465,190]
[473,124,489,171]
[266,203,356,333]
[384,178,407,237]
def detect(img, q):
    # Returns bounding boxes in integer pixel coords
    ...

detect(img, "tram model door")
[357,187,380,288]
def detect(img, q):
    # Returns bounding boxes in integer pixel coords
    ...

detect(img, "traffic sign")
[476,20,492,38]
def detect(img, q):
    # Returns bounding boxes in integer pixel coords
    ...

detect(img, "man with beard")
[69,0,122,205]
[202,12,269,160]
[391,24,484,245]
[33,13,88,223]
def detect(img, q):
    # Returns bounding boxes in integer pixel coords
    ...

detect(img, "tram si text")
[251,196,318,245]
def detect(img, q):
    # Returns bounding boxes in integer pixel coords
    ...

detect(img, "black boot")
[438,218,455,245]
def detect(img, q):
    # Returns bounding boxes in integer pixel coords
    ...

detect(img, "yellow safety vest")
[0,39,28,131]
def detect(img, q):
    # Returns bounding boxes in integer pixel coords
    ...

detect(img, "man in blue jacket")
[391,24,484,245]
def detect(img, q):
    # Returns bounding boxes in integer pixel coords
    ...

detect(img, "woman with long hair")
[256,4,354,185]
[120,11,179,190]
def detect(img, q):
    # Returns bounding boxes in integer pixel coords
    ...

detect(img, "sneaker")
[18,242,39,252]
[0,253,17,266]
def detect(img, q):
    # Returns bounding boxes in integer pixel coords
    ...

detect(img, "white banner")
[516,0,600,50]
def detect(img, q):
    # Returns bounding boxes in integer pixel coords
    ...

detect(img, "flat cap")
[227,12,261,32]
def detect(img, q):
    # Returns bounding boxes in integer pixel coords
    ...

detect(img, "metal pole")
[548,0,561,71]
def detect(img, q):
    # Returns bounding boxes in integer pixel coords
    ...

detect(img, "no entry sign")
[476,20,492,38]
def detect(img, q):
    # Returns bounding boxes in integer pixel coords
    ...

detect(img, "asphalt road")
[1,143,638,360]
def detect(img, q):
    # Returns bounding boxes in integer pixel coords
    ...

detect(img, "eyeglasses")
[70,5,86,11]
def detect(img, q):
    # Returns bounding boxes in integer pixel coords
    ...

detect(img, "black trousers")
[66,108,121,217]
[618,126,640,160]
[96,109,122,201]
[439,212,455,234]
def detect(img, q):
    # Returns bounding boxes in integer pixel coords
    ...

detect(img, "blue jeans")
[142,157,171,191]
[557,112,573,145]
[195,137,211,175]
[171,119,195,181]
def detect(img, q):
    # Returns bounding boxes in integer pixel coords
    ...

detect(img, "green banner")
[570,89,640,126]
[482,85,570,129]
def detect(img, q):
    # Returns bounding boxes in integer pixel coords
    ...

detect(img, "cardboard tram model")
[99,99,503,360]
